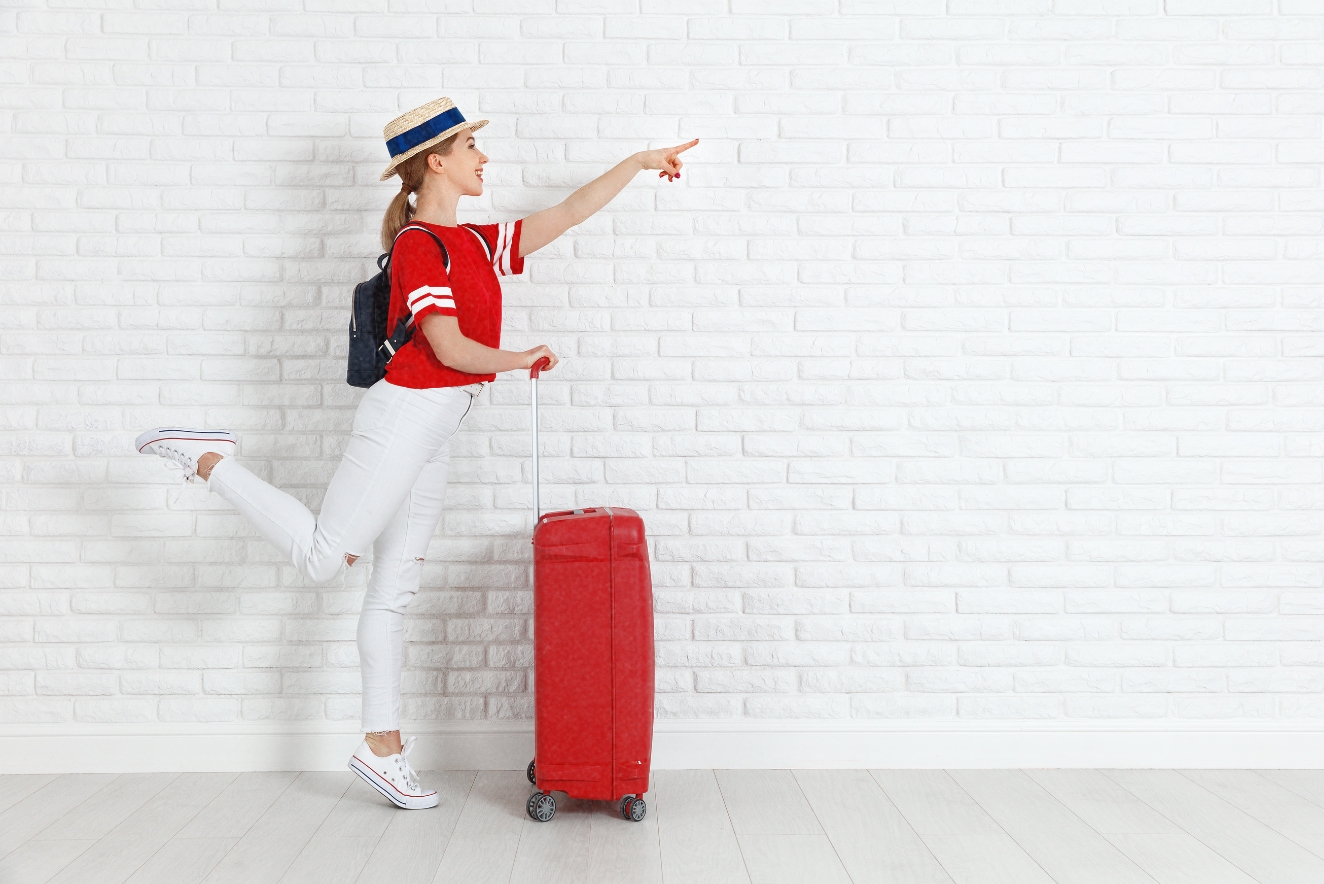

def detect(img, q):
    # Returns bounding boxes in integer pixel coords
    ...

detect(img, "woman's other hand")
[523,345,559,372]
[636,139,698,182]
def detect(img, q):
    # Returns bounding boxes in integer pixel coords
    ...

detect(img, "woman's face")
[428,133,487,197]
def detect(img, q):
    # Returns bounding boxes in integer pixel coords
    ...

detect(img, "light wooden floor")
[4,768,1324,883]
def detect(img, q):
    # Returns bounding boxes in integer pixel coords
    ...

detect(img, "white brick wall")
[2,2,1322,735]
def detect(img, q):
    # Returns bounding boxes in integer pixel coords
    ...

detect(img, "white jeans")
[208,379,479,733]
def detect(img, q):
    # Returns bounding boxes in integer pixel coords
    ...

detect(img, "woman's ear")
[427,153,444,174]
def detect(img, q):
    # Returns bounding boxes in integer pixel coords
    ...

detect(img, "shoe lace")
[398,736,421,791]
[156,444,197,479]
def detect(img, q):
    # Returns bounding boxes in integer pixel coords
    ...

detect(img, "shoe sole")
[135,428,237,454]
[348,757,438,810]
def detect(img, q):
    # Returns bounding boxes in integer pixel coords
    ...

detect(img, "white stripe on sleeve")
[497,222,514,276]
[410,295,456,314]
[406,285,456,315]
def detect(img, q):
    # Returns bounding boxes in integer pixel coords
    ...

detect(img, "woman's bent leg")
[205,457,320,567]
[358,453,450,733]
[207,382,466,585]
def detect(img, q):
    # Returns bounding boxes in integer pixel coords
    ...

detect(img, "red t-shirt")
[384,218,526,389]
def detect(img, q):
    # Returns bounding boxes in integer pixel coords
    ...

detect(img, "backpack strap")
[460,223,494,264]
[380,225,452,356]
[381,320,412,357]
[391,224,450,274]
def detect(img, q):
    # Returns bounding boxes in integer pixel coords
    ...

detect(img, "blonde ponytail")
[379,130,462,251]
[380,186,414,251]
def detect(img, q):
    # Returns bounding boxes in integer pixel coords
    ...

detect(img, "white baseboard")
[5,720,1324,773]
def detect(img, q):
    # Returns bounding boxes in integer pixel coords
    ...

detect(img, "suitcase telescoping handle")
[530,357,551,520]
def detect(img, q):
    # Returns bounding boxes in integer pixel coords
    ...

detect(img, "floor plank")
[124,838,238,884]
[920,833,1057,884]
[356,770,476,884]
[46,835,172,884]
[36,788,240,884]
[314,772,399,839]
[795,769,952,884]
[1106,834,1259,884]
[1256,770,1324,808]
[279,836,379,884]
[34,773,176,842]
[1027,769,1184,834]
[201,772,351,884]
[176,771,298,840]
[508,793,592,884]
[737,834,853,884]
[0,838,93,884]
[430,771,526,884]
[587,792,663,884]
[1108,769,1324,884]
[0,774,59,815]
[106,772,236,841]
[714,769,822,835]
[950,769,1155,884]
[654,769,750,884]
[870,770,1002,835]
[0,774,118,856]
[1291,833,1324,860]
[1181,769,1324,834]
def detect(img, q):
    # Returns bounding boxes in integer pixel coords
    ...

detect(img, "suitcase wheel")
[527,791,556,822]
[619,796,647,822]
[526,759,536,785]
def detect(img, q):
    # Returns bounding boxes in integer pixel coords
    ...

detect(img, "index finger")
[668,138,700,155]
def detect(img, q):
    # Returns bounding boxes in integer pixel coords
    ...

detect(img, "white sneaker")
[136,428,237,483]
[349,737,438,809]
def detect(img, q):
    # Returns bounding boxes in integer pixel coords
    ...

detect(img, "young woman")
[135,97,696,809]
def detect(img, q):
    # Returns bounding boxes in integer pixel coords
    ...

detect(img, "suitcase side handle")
[530,358,551,520]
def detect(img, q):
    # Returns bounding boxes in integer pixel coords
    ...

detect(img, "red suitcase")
[523,359,655,823]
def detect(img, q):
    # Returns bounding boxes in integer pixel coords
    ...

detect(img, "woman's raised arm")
[519,139,699,258]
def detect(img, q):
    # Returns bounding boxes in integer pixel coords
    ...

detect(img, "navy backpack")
[347,225,450,388]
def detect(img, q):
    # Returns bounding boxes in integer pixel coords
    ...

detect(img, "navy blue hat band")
[386,107,467,157]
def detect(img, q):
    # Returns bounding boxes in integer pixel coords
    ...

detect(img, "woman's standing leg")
[358,449,451,750]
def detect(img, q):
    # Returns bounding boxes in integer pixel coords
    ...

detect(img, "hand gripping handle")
[530,358,551,520]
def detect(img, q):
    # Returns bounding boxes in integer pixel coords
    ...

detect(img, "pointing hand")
[637,139,699,182]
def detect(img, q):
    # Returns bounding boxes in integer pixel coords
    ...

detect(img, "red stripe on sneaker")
[350,754,434,800]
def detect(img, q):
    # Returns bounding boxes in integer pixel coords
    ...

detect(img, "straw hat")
[379,97,488,182]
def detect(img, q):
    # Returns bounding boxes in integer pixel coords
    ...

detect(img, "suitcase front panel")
[532,507,655,803]
[533,511,614,797]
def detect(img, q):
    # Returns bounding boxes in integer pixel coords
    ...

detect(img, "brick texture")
[1,3,1322,727]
